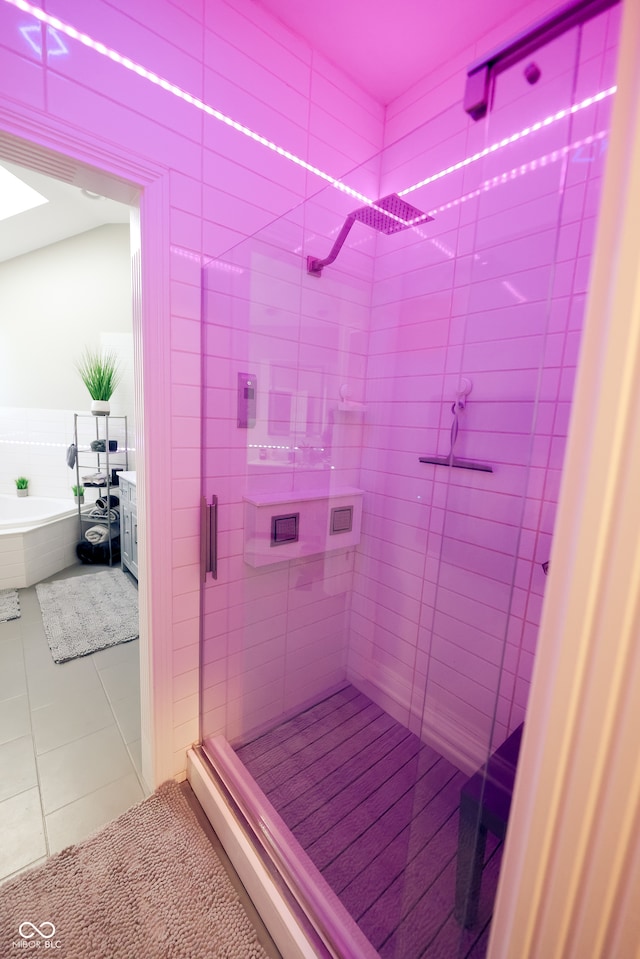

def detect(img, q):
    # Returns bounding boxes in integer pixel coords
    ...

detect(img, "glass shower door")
[200,193,371,748]
[410,12,618,958]
[198,4,619,955]
[199,182,384,957]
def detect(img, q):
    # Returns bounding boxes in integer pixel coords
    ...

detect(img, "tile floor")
[0,563,148,885]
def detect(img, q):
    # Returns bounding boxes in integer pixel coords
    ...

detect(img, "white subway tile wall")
[0,0,620,778]
[349,4,620,769]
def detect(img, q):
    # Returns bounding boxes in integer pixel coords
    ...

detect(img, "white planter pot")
[74,496,85,506]
[91,400,111,416]
[16,488,28,497]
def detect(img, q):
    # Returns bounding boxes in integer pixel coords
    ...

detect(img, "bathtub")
[0,495,79,589]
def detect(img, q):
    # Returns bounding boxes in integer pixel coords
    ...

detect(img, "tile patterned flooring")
[0,564,148,885]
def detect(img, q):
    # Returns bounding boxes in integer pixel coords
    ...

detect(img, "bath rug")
[0,781,271,959]
[36,569,138,663]
[0,588,20,623]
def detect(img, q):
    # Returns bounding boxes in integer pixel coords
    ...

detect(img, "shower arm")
[307,215,356,276]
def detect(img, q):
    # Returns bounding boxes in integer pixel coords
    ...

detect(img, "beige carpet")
[0,781,271,958]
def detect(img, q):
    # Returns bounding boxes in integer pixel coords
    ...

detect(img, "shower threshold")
[189,685,502,959]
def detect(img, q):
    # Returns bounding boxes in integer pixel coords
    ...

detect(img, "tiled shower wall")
[349,6,620,769]
[0,0,619,779]
[200,190,376,743]
[0,0,383,778]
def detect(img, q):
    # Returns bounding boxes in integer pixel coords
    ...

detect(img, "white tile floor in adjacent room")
[0,564,147,884]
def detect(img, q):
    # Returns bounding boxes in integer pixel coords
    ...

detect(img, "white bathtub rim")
[0,494,76,533]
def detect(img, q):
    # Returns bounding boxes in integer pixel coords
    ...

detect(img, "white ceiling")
[254,0,555,105]
[0,159,131,264]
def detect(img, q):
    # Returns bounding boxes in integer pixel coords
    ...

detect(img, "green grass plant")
[76,349,121,401]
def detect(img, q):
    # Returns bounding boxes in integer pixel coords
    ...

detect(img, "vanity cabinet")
[119,472,138,580]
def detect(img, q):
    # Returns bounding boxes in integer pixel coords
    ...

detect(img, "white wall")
[0,224,132,410]
[0,224,133,498]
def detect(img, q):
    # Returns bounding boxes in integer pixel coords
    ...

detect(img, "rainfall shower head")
[307,193,433,276]
[350,193,431,235]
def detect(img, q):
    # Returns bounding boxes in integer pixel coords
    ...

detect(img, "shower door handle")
[201,495,218,581]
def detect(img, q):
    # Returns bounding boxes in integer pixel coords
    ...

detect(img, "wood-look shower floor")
[236,684,502,959]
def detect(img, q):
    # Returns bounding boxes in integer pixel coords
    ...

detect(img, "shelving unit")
[73,413,129,566]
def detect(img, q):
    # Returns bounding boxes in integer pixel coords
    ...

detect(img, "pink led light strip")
[383,128,609,259]
[427,128,608,219]
[5,0,376,207]
[5,0,617,226]
[399,87,616,198]
[6,0,428,228]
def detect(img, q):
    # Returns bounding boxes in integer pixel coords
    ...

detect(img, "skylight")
[0,164,48,222]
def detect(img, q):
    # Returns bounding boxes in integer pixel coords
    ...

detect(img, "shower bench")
[455,722,524,927]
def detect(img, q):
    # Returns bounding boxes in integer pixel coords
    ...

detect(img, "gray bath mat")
[0,588,20,623]
[36,569,138,663]
[0,780,271,959]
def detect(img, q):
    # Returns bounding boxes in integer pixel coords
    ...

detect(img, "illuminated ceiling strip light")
[427,128,608,220]
[391,128,608,257]
[6,0,375,209]
[47,25,67,55]
[18,22,41,54]
[399,87,616,198]
[4,0,616,230]
[19,23,67,55]
[5,2,430,228]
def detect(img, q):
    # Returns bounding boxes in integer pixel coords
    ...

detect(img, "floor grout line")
[17,590,51,860]
[0,565,145,879]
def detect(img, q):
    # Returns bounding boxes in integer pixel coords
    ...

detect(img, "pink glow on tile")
[400,88,615,199]
[21,22,66,55]
[3,0,381,205]
[6,0,617,768]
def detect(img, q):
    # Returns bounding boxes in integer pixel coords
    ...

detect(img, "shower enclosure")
[197,4,619,956]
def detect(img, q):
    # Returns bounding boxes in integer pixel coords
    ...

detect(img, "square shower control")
[271,512,299,546]
[237,372,257,428]
[330,506,353,534]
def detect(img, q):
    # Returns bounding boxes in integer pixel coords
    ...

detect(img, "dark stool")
[455,722,524,927]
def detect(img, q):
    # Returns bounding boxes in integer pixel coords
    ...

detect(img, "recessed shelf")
[243,487,363,567]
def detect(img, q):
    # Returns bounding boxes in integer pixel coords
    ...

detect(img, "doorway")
[0,133,152,881]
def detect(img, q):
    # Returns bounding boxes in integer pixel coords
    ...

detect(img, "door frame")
[0,102,175,788]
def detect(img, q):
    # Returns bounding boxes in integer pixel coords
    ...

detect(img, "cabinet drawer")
[119,478,137,506]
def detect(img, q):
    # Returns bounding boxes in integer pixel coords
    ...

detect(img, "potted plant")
[15,477,29,497]
[76,348,121,416]
[72,484,85,505]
